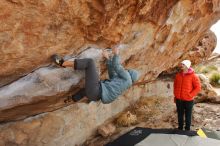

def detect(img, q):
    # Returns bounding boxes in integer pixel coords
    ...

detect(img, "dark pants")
[176,99,194,130]
[74,58,101,101]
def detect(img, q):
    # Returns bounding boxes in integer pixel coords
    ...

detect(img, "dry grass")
[116,97,166,127]
[116,111,137,127]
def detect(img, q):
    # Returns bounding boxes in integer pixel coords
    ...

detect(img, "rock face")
[1,0,219,87]
[0,48,101,122]
[0,86,142,146]
[196,74,218,103]
[0,0,220,146]
[181,31,217,64]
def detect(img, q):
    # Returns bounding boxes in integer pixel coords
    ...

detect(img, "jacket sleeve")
[112,55,130,80]
[106,58,116,79]
[190,74,201,97]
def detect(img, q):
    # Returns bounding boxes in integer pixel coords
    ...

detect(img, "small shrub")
[195,65,218,74]
[210,72,220,87]
[201,68,210,74]
[116,111,137,127]
[207,65,218,71]
[194,65,203,73]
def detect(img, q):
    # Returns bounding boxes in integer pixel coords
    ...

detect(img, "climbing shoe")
[51,54,64,67]
[64,89,88,103]
[64,95,73,103]
[71,89,86,102]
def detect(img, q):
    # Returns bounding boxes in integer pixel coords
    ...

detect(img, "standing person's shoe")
[51,54,64,67]
[185,127,190,131]
[178,127,183,130]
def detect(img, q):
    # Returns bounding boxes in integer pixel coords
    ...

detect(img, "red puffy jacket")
[174,68,201,101]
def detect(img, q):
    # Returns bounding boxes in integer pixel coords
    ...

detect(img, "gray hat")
[128,69,139,83]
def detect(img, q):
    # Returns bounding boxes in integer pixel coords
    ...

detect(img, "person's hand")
[174,98,176,103]
[112,47,119,55]
[102,50,110,59]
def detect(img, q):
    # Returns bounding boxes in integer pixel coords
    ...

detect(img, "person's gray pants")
[74,58,101,101]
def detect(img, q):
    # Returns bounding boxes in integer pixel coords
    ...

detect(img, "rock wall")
[0,48,101,122]
[0,85,143,146]
[0,0,220,145]
[1,77,219,146]
[1,0,219,87]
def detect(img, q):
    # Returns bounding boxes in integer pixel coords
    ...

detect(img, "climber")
[173,60,201,131]
[51,47,139,104]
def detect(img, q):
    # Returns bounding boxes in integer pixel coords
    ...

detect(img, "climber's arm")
[111,48,130,80]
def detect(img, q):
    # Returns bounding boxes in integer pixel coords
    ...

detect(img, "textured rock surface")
[196,74,218,103]
[0,0,219,122]
[0,86,142,146]
[0,0,220,145]
[0,48,102,122]
[1,0,220,87]
[143,80,174,98]
[98,123,116,138]
[181,31,217,63]
[1,77,218,146]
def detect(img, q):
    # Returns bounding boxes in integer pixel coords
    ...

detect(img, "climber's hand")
[102,50,110,59]
[112,47,119,55]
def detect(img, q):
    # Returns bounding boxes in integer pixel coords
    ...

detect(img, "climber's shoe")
[79,97,90,103]
[64,95,90,104]
[71,90,85,102]
[64,89,86,103]
[64,96,73,103]
[51,54,64,67]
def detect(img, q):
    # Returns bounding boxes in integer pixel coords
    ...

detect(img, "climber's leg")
[74,58,101,101]
[52,55,101,102]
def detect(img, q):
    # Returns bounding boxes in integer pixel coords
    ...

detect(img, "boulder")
[98,123,116,138]
[0,0,220,145]
[195,74,218,103]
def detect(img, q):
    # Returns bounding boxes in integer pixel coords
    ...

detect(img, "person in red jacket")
[173,60,201,131]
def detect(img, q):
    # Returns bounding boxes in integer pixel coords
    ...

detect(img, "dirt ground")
[84,96,220,146]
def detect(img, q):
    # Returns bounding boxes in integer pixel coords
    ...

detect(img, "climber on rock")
[51,47,139,104]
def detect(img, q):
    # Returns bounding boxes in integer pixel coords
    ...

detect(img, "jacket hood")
[128,69,139,83]
[182,67,194,75]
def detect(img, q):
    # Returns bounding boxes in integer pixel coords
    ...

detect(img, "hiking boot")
[51,54,64,67]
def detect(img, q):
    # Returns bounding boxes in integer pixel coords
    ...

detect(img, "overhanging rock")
[0,85,142,146]
[0,48,102,122]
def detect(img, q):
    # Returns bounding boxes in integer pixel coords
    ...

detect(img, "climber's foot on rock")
[51,54,64,67]
[64,96,73,103]
[64,96,90,104]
